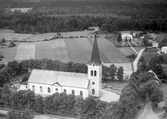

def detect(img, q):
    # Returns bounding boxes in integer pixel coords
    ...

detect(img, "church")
[21,35,102,98]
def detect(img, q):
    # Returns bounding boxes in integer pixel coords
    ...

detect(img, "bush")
[8,41,16,47]
[7,110,34,119]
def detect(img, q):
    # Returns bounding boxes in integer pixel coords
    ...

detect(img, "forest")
[0,0,167,33]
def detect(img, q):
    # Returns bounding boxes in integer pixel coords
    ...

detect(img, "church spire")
[88,34,101,65]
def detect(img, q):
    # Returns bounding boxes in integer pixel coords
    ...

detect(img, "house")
[162,46,167,54]
[87,26,99,32]
[121,33,133,42]
[19,35,102,98]
[156,37,167,48]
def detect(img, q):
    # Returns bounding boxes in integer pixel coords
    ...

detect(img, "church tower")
[87,34,102,97]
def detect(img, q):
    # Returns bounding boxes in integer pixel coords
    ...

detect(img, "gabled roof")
[87,35,101,65]
[28,69,89,89]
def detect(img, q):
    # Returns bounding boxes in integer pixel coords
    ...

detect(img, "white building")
[162,46,167,54]
[20,35,102,98]
[122,33,133,40]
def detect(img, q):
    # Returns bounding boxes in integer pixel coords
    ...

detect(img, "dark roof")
[144,35,151,40]
[87,35,101,65]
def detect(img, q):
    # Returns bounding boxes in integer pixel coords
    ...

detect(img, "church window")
[94,70,97,76]
[92,63,96,66]
[72,90,75,95]
[32,85,35,91]
[64,89,66,94]
[92,89,95,95]
[56,88,58,92]
[80,91,83,96]
[48,87,51,93]
[40,86,43,92]
[91,70,93,76]
[92,82,95,85]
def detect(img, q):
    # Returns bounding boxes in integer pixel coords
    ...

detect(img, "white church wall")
[18,84,28,91]
[62,86,88,99]
[87,65,102,97]
[28,83,88,98]
[28,83,60,95]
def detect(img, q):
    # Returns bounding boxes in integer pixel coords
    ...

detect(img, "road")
[133,48,145,72]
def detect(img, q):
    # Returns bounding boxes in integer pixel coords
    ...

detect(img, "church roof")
[28,69,89,89]
[87,35,102,65]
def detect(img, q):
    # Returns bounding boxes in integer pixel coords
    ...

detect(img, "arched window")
[92,89,95,95]
[80,91,83,96]
[94,70,97,76]
[48,87,51,93]
[32,85,35,91]
[64,89,66,94]
[72,90,75,95]
[55,88,58,92]
[92,82,95,85]
[40,86,43,92]
[91,70,93,76]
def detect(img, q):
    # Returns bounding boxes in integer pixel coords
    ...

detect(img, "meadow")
[1,36,131,64]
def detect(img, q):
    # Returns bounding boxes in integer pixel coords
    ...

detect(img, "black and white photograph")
[0,0,167,119]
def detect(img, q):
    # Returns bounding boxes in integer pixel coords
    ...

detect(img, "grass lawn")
[119,47,136,56]
[134,47,145,53]
[104,81,128,95]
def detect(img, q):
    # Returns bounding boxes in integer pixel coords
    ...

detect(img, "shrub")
[8,41,16,47]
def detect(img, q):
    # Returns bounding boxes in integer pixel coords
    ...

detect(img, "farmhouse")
[162,46,167,54]
[10,8,32,13]
[121,33,133,41]
[20,35,102,98]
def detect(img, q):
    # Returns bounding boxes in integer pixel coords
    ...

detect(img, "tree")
[117,32,122,42]
[1,85,11,107]
[101,24,111,32]
[7,110,22,119]
[24,23,31,33]
[16,23,24,33]
[74,96,85,118]
[110,24,118,32]
[109,65,117,81]
[0,63,6,70]
[34,95,45,114]
[19,60,29,74]
[81,96,97,119]
[7,110,34,119]
[2,38,5,45]
[7,61,20,76]
[139,80,163,106]
[117,67,124,81]
[57,32,61,38]
[102,66,109,82]
[8,41,16,47]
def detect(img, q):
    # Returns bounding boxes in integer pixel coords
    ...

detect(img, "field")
[1,37,131,64]
[14,43,36,60]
